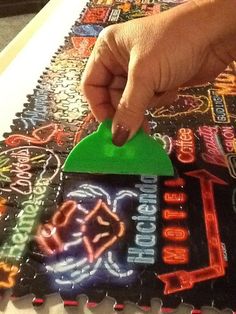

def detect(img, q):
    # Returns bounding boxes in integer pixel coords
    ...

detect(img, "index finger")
[81,36,126,121]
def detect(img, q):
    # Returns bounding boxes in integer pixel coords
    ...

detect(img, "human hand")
[81,0,236,146]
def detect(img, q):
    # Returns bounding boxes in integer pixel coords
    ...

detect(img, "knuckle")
[129,57,149,80]
[98,24,117,42]
[118,102,145,118]
[92,26,117,60]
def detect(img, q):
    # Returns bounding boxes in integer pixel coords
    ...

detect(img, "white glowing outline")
[72,258,102,282]
[104,251,134,278]
[72,270,92,284]
[68,184,112,205]
[104,262,133,278]
[39,154,53,180]
[47,257,87,273]
[77,204,88,214]
[76,218,85,224]
[113,190,137,212]
[107,251,120,272]
[115,190,137,197]
[48,185,138,287]
[153,132,173,155]
[64,237,82,251]
[55,278,72,285]
[148,119,158,130]
[73,232,82,237]
[73,264,90,276]
[54,258,102,285]
[68,191,91,198]
[70,259,102,279]
[80,184,112,205]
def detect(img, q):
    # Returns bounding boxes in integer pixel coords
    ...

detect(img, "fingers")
[80,49,113,121]
[81,27,126,122]
[111,73,178,146]
[112,54,154,146]
[81,25,178,147]
[142,117,151,134]
[148,90,178,110]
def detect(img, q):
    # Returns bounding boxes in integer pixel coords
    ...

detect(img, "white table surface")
[0,0,87,139]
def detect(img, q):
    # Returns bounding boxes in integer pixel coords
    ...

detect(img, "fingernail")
[112,124,130,147]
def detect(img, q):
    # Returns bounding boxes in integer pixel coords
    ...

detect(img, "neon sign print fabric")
[0,0,236,311]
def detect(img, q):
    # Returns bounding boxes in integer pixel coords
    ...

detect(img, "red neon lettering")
[158,170,227,294]
[201,152,226,167]
[176,128,195,163]
[222,127,234,140]
[198,126,226,167]
[164,178,185,187]
[162,246,189,264]
[178,152,194,163]
[164,192,187,204]
[221,127,235,153]
[163,227,188,241]
[162,209,187,220]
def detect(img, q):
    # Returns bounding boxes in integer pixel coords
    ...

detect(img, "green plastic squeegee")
[63,119,173,176]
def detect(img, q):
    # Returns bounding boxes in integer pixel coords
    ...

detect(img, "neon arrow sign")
[158,169,227,294]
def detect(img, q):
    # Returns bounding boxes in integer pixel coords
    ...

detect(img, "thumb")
[112,58,154,146]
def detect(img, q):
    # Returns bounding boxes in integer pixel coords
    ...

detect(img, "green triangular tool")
[63,119,174,176]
